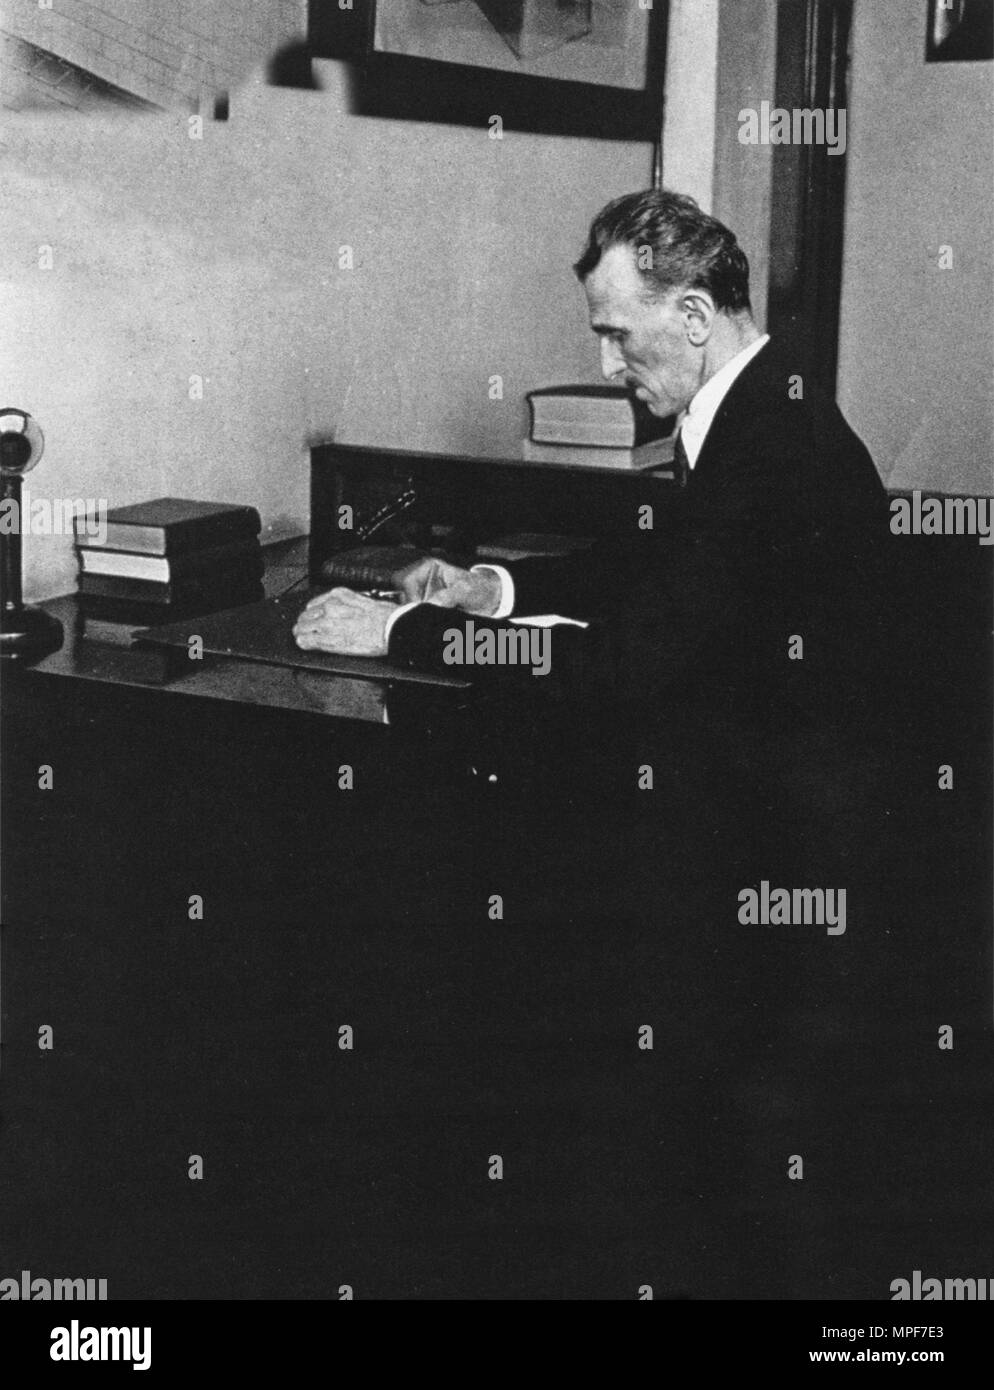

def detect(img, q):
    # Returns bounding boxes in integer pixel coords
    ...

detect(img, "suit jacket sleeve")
[387,486,789,707]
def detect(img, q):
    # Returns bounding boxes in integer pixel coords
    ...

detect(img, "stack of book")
[524,384,678,471]
[74,498,264,640]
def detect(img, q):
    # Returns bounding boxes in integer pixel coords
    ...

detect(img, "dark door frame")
[767,0,854,395]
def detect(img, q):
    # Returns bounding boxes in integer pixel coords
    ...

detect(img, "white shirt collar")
[678,333,770,468]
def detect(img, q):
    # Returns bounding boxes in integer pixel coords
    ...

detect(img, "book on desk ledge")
[521,436,679,473]
[527,384,675,449]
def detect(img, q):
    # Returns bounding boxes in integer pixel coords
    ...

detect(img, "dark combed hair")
[574,189,752,314]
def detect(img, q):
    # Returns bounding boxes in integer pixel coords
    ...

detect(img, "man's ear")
[680,290,717,346]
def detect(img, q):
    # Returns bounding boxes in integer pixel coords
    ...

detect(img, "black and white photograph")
[1,0,992,1359]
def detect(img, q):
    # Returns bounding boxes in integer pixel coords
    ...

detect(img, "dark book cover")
[74,498,262,555]
[528,383,641,399]
[76,537,263,582]
[76,536,264,586]
[79,556,265,604]
[78,583,264,627]
[78,564,264,608]
[317,545,428,591]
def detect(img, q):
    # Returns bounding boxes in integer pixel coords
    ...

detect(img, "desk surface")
[9,538,472,728]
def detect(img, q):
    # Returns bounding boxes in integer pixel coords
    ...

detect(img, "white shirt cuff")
[471,564,515,618]
[385,564,514,641]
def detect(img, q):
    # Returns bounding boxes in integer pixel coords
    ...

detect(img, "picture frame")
[925,0,993,62]
[308,0,669,139]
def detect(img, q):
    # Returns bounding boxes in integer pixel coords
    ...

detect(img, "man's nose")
[599,338,626,381]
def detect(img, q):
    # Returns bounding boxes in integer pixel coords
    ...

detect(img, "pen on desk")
[420,561,439,603]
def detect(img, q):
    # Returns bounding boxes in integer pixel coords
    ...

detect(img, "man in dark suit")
[289,194,944,1299]
[294,189,888,728]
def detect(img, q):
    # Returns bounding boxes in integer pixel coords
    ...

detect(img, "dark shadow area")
[266,40,320,91]
[1,526,990,1299]
[927,0,994,62]
[306,0,668,139]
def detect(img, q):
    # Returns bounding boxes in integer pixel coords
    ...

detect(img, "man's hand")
[293,588,394,657]
[396,558,502,615]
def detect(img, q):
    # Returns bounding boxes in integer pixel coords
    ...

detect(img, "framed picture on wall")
[308,0,669,138]
[926,0,994,62]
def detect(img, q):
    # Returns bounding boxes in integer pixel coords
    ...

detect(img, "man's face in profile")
[583,243,702,418]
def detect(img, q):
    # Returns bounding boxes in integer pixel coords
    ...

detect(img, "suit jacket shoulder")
[691,341,887,528]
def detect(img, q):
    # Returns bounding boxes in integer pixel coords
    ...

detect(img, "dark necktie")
[672,428,690,487]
